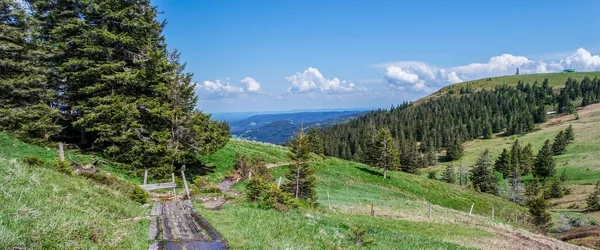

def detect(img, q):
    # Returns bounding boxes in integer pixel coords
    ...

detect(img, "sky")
[152,0,600,114]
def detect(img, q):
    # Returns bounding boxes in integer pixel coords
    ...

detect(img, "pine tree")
[470,149,498,194]
[282,129,316,203]
[482,120,493,139]
[527,195,553,233]
[520,143,534,175]
[373,128,399,178]
[446,139,464,161]
[494,148,511,178]
[441,165,457,184]
[560,169,568,183]
[306,127,324,155]
[400,140,420,174]
[587,181,600,212]
[548,177,564,198]
[551,131,567,155]
[533,140,556,181]
[458,164,468,186]
[509,163,523,204]
[564,125,575,144]
[0,0,61,141]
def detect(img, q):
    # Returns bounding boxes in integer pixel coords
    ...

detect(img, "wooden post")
[144,169,148,186]
[58,142,65,161]
[171,173,176,199]
[469,203,474,216]
[371,202,374,216]
[181,169,190,200]
[248,172,252,180]
[515,214,517,223]
[492,207,495,221]
[327,191,332,212]
[277,177,282,189]
[429,202,432,219]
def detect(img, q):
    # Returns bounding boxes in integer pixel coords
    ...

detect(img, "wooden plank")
[141,182,176,191]
[181,169,190,199]
[148,216,160,240]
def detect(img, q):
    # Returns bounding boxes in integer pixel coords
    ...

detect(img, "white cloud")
[240,77,262,93]
[378,48,600,92]
[197,77,262,99]
[286,67,357,94]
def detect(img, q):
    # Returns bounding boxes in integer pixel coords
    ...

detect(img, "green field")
[0,157,149,249]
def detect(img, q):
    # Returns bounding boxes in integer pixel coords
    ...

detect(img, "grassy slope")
[194,141,541,249]
[432,103,600,185]
[0,157,149,249]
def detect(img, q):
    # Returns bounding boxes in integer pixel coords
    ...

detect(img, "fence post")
[171,172,176,199]
[469,203,474,216]
[492,207,495,221]
[371,202,374,216]
[181,168,190,200]
[144,169,148,186]
[327,191,332,212]
[429,202,432,219]
[58,142,65,161]
[277,177,282,189]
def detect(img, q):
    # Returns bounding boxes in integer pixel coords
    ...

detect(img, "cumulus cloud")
[286,67,357,94]
[378,48,600,92]
[197,77,262,99]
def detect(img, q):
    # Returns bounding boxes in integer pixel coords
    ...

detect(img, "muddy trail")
[148,201,227,250]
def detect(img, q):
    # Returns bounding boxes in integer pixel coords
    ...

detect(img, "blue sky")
[152,0,600,113]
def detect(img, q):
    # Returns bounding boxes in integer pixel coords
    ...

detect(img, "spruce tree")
[551,131,567,155]
[282,129,316,203]
[470,149,498,194]
[446,139,464,161]
[587,181,600,212]
[548,177,564,198]
[306,127,324,155]
[533,140,556,181]
[0,0,61,141]
[560,169,568,182]
[441,165,457,184]
[509,164,523,204]
[520,143,534,175]
[527,195,553,233]
[564,125,575,143]
[494,148,511,178]
[373,128,399,178]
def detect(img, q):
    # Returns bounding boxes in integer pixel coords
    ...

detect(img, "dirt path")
[148,201,227,250]
[265,161,293,169]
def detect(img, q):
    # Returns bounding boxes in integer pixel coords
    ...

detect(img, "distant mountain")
[230,110,368,144]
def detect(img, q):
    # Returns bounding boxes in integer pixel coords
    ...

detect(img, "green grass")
[197,202,487,249]
[197,139,291,182]
[0,157,149,249]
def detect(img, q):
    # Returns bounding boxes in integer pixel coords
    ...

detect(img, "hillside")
[0,154,149,249]
[194,140,580,249]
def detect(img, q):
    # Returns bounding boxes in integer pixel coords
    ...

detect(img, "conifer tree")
[306,127,324,155]
[527,195,553,233]
[520,143,534,175]
[564,125,575,143]
[509,164,523,204]
[494,148,511,178]
[446,139,464,161]
[282,129,316,203]
[587,181,600,212]
[551,131,568,155]
[0,0,61,141]
[548,177,564,199]
[470,149,497,194]
[533,140,556,181]
[441,165,457,184]
[400,139,420,174]
[373,128,399,178]
[560,169,568,182]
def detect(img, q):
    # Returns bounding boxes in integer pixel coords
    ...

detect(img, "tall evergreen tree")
[551,131,568,155]
[373,128,399,178]
[533,140,556,181]
[494,148,511,178]
[0,0,61,141]
[520,143,534,175]
[306,127,324,155]
[446,139,464,161]
[441,165,457,184]
[470,149,498,194]
[509,163,523,204]
[282,129,316,203]
[587,181,600,212]
[564,125,575,143]
[527,195,553,233]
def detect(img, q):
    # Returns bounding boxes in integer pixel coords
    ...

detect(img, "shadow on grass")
[357,166,385,177]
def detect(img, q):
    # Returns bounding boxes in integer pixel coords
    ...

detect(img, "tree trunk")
[80,126,87,145]
[295,163,300,199]
[384,167,387,179]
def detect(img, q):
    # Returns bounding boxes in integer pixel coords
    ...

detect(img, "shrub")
[247,177,295,210]
[22,155,44,167]
[129,184,149,204]
[427,171,437,180]
[247,178,270,202]
[53,160,73,175]
[349,225,374,246]
[201,186,222,194]
[193,176,208,189]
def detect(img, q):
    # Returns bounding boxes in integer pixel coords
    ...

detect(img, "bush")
[129,184,149,204]
[247,177,295,210]
[22,155,44,167]
[201,186,222,194]
[53,159,73,175]
[349,225,374,246]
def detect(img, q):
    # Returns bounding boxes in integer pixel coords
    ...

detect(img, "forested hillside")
[320,75,600,168]
[0,0,229,177]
